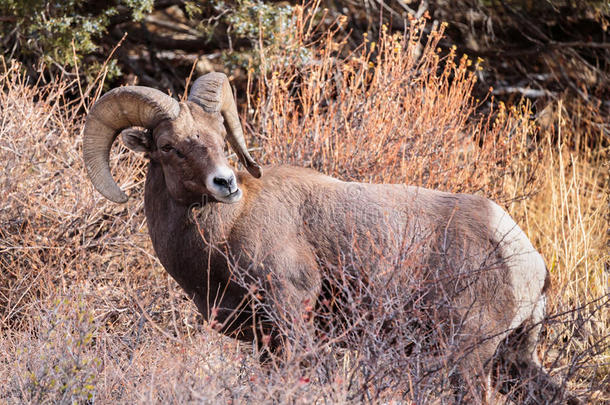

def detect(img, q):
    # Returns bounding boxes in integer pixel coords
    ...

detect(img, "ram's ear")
[121,128,152,152]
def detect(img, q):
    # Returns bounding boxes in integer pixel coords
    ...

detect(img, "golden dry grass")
[0,11,608,404]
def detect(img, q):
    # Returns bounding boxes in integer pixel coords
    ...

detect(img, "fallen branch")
[550,41,610,49]
[492,86,550,98]
[144,15,201,37]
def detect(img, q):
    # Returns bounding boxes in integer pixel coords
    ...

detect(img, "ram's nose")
[213,173,237,193]
[206,166,242,203]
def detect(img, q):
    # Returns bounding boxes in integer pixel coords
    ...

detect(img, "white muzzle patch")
[206,166,242,203]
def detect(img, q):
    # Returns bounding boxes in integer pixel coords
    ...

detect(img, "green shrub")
[0,0,153,79]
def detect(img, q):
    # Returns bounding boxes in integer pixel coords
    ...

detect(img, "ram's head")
[83,73,262,205]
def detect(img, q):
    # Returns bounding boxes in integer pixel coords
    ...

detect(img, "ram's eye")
[161,144,173,153]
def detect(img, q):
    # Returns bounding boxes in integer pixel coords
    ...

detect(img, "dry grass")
[509,105,609,401]
[0,8,608,404]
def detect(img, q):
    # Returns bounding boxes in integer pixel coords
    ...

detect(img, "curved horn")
[188,72,262,178]
[83,86,180,203]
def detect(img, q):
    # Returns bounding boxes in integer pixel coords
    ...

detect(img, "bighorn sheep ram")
[83,72,577,403]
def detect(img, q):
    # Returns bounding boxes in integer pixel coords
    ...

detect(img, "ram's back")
[234,166,545,330]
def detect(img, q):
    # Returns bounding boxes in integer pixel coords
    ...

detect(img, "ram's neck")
[143,162,205,296]
[142,162,250,331]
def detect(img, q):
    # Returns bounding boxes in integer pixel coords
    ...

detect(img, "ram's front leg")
[256,244,321,363]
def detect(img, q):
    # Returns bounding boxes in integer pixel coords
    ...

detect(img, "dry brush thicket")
[0,14,608,404]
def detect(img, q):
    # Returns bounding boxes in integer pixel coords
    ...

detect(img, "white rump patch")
[487,201,547,329]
